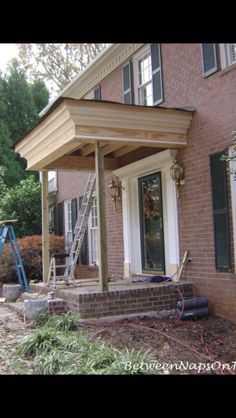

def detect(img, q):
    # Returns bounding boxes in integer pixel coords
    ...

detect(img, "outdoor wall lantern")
[169,159,185,198]
[108,178,121,211]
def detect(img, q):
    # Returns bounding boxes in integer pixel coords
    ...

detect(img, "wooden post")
[95,141,109,292]
[41,171,49,283]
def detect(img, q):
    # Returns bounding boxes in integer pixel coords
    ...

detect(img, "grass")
[15,312,159,375]
[33,312,80,331]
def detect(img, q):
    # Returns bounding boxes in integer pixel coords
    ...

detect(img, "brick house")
[15,43,236,322]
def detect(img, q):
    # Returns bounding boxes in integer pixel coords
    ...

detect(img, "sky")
[0,43,19,73]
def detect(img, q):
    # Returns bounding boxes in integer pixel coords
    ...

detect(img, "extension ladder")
[0,220,29,292]
[48,173,96,287]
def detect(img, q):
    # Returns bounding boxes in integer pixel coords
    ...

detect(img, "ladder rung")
[53,264,69,268]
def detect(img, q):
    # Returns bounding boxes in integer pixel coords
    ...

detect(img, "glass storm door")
[138,172,165,274]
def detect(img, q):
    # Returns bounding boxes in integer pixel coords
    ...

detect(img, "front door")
[138,172,165,274]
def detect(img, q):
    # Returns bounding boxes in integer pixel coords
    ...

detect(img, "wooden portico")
[15,98,194,291]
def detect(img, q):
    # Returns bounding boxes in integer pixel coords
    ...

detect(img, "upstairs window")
[133,44,163,106]
[138,52,153,105]
[201,44,218,77]
[220,43,236,69]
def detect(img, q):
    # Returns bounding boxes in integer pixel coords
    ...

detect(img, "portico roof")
[15,97,194,171]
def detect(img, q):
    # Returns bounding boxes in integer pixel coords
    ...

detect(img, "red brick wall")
[56,44,236,322]
[100,64,123,103]
[161,43,236,323]
[57,170,124,278]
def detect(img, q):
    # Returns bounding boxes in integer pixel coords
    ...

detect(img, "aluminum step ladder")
[48,173,96,287]
[0,220,29,292]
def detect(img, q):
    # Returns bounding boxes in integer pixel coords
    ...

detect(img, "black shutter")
[202,44,218,77]
[79,196,89,265]
[210,153,231,271]
[94,85,101,100]
[57,202,64,237]
[71,198,77,238]
[123,61,133,104]
[151,44,163,105]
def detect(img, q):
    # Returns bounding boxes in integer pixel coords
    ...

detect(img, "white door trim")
[113,149,180,279]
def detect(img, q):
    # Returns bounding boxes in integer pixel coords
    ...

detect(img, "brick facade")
[54,44,236,322]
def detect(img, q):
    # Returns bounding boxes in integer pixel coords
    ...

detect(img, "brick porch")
[30,280,194,319]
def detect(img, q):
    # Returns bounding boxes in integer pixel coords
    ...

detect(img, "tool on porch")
[175,250,189,282]
[48,173,96,287]
[0,220,29,292]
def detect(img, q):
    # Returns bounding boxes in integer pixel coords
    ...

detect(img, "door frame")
[113,149,180,279]
[138,171,165,274]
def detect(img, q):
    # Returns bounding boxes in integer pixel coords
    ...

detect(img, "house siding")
[55,43,236,322]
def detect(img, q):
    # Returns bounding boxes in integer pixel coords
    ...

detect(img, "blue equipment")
[0,220,29,292]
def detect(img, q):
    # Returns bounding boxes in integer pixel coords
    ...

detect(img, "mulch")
[82,315,236,374]
[1,304,236,374]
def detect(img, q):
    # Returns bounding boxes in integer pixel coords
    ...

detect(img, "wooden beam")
[45,155,119,171]
[41,171,49,283]
[75,131,187,148]
[95,141,109,292]
[113,146,140,158]
[80,144,95,156]
[102,143,123,156]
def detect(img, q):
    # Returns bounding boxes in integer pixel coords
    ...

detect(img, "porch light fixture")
[169,159,185,198]
[108,178,121,211]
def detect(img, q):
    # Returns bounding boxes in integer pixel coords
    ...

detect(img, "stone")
[24,298,48,320]
[3,284,21,302]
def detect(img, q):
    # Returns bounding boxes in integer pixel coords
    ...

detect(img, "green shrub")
[34,312,80,331]
[33,350,79,375]
[16,319,158,375]
[17,328,62,357]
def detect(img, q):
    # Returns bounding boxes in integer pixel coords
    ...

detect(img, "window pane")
[138,54,152,86]
[139,82,153,106]
[202,44,217,75]
[124,91,132,104]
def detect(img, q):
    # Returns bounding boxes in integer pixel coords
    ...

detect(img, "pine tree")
[0,59,49,186]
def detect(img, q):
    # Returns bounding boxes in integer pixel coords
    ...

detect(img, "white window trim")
[64,199,73,248]
[132,45,152,106]
[220,43,236,69]
[113,149,180,279]
[48,171,57,193]
[88,194,99,266]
